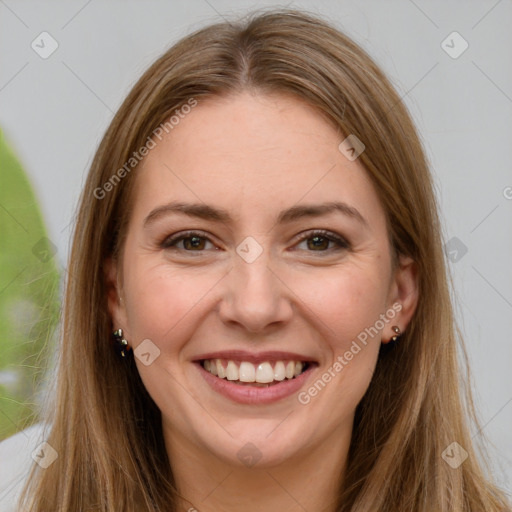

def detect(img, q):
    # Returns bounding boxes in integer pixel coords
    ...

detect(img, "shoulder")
[0,423,46,512]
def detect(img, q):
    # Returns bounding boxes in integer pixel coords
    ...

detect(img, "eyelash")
[160,229,350,255]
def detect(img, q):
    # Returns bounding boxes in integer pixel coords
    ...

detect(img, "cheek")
[292,266,387,421]
[123,259,221,346]
[291,264,389,348]
[122,263,216,413]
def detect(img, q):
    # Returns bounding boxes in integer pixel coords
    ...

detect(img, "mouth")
[193,355,318,405]
[199,358,313,387]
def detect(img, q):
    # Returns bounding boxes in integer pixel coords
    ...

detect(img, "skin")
[106,91,418,511]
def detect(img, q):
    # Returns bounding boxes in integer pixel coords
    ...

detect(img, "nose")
[218,246,294,334]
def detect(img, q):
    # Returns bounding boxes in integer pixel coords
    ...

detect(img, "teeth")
[202,359,308,384]
[216,359,226,379]
[274,361,285,381]
[256,362,274,383]
[239,362,256,382]
[285,361,295,379]
[226,361,238,381]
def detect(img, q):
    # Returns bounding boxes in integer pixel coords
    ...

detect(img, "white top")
[0,423,45,512]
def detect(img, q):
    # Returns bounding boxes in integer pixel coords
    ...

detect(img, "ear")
[383,255,419,343]
[104,256,128,334]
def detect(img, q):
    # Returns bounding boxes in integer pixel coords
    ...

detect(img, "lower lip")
[195,362,317,405]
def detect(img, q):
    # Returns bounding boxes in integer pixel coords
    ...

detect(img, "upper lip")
[193,350,317,365]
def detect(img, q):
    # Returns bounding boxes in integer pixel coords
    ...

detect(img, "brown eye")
[161,231,214,251]
[182,235,207,250]
[295,230,349,253]
[307,235,330,251]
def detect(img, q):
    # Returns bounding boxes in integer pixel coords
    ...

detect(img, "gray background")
[1,0,511,491]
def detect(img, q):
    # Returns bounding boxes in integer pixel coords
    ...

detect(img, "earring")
[112,328,132,358]
[390,325,402,343]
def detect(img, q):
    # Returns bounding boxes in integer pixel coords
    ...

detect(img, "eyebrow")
[143,200,368,229]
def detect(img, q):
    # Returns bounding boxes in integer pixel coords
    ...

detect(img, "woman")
[16,8,511,511]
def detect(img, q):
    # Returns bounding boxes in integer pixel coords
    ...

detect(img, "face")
[107,91,417,472]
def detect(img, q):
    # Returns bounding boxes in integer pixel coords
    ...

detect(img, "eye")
[293,229,349,253]
[160,230,216,252]
[160,229,350,254]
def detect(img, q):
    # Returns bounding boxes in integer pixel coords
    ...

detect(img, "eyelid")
[293,228,348,245]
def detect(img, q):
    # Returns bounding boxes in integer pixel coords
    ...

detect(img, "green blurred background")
[0,128,60,441]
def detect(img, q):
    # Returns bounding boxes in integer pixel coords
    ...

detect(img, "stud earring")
[112,328,132,358]
[390,325,402,343]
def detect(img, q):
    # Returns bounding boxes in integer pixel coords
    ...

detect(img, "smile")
[202,359,309,386]
[194,357,318,405]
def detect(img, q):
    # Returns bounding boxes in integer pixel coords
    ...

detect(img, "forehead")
[131,91,386,231]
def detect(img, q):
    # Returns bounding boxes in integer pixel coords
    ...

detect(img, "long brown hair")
[19,8,511,511]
